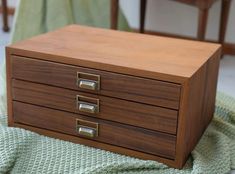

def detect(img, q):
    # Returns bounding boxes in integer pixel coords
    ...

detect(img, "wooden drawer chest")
[6,25,221,169]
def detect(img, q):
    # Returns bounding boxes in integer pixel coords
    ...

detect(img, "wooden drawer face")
[13,101,176,159]
[11,56,181,109]
[12,79,178,134]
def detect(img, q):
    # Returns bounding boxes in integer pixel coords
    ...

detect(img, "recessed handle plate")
[77,72,100,91]
[78,126,96,138]
[78,102,97,114]
[76,119,98,138]
[78,80,97,90]
[76,95,100,114]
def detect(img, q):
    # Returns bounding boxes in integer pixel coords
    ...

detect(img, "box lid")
[8,25,221,83]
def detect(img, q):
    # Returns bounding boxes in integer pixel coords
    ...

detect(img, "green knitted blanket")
[0,92,234,174]
[0,0,234,173]
[1,63,235,173]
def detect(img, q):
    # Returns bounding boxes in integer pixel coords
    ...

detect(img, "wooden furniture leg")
[111,0,119,30]
[2,0,9,32]
[219,0,231,44]
[197,7,209,40]
[140,0,147,33]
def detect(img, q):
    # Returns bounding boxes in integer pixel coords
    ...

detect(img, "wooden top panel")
[8,25,221,83]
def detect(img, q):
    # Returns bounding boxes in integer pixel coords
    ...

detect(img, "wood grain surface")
[174,48,221,168]
[11,56,181,109]
[7,25,221,83]
[13,101,176,159]
[12,79,178,134]
[12,122,178,168]
[6,24,222,169]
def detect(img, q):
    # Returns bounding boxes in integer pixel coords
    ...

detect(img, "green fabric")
[11,0,130,43]
[0,92,234,174]
[0,0,234,173]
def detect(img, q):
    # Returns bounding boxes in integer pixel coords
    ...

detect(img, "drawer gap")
[11,78,179,111]
[11,54,182,85]
[12,99,178,136]
[13,121,175,160]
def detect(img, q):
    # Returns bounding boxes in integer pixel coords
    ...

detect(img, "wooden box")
[6,25,221,169]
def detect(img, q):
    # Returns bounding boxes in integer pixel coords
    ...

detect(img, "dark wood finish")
[175,47,221,167]
[6,25,221,169]
[110,0,233,54]
[13,101,176,159]
[110,0,119,29]
[0,6,14,15]
[223,43,235,55]
[174,0,215,8]
[132,28,235,56]
[132,27,202,40]
[13,122,177,168]
[12,79,178,134]
[197,8,209,40]
[173,0,216,40]
[219,0,231,44]
[174,0,231,45]
[140,0,147,33]
[110,0,217,40]
[1,0,9,32]
[6,46,13,126]
[11,56,181,109]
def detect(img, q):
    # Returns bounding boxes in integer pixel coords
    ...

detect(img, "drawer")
[13,101,176,159]
[12,79,178,134]
[11,56,181,109]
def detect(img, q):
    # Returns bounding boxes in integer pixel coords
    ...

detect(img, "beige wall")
[5,0,235,43]
[120,0,235,43]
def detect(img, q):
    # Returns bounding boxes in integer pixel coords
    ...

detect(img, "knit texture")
[0,0,234,173]
[0,92,234,174]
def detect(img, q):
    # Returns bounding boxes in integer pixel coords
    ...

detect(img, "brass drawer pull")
[79,80,97,90]
[77,72,100,91]
[78,126,96,138]
[78,102,97,114]
[76,119,98,138]
[76,95,99,114]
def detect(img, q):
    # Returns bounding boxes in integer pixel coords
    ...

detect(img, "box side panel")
[185,47,221,158]
[175,47,221,168]
[5,47,13,126]
[201,50,220,127]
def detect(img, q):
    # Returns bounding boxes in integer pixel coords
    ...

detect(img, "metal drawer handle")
[77,72,100,91]
[76,119,98,138]
[78,126,96,138]
[76,95,100,114]
[78,102,97,114]
[78,80,97,91]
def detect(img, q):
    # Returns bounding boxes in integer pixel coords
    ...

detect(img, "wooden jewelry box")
[6,25,221,169]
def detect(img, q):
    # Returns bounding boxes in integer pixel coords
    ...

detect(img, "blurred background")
[0,0,235,98]
[0,1,234,173]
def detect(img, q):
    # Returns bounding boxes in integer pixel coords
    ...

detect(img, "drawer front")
[13,101,176,159]
[11,56,181,109]
[12,79,178,134]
